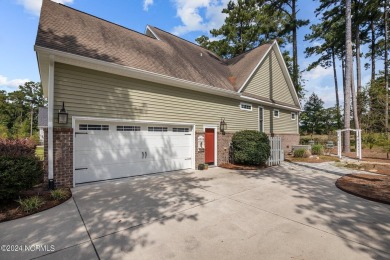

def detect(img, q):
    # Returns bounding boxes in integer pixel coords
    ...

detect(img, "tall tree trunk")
[292,0,299,90]
[351,60,360,129]
[344,0,352,152]
[371,20,376,83]
[356,19,362,122]
[385,0,389,135]
[332,47,342,129]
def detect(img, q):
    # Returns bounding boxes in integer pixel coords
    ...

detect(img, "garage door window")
[79,124,109,131]
[148,126,168,132]
[173,127,189,132]
[117,126,141,131]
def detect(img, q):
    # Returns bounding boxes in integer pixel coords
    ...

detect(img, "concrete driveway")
[1,162,390,260]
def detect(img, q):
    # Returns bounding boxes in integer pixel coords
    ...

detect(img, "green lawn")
[35,146,44,161]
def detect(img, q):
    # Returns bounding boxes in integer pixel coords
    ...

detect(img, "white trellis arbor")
[336,129,362,160]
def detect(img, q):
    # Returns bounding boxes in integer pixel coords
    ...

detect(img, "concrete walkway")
[1,162,389,259]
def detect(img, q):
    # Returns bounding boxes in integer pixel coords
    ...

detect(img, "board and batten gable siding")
[243,49,296,106]
[53,63,261,131]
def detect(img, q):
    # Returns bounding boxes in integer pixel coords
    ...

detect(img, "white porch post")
[337,130,342,159]
[48,56,55,184]
[357,129,362,160]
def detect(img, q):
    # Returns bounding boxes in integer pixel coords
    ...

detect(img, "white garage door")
[74,121,193,184]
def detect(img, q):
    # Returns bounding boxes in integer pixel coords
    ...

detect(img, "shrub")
[294,148,305,158]
[51,189,68,201]
[0,138,36,157]
[17,196,45,213]
[311,144,324,155]
[294,148,311,158]
[231,130,270,165]
[0,138,43,201]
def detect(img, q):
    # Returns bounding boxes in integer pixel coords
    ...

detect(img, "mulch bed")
[343,163,390,176]
[336,174,390,204]
[285,155,340,163]
[219,163,267,170]
[0,186,72,223]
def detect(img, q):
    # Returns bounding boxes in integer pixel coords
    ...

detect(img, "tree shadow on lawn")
[72,171,215,256]
[234,162,390,259]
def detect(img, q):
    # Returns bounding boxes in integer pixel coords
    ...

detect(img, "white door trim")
[72,116,196,187]
[203,125,218,166]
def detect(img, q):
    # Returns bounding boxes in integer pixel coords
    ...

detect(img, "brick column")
[44,128,73,187]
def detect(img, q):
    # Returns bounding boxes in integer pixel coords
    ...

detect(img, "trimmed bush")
[294,148,311,158]
[311,144,324,155]
[51,189,68,201]
[231,130,270,165]
[0,138,43,201]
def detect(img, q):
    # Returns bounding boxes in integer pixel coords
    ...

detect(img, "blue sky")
[0,0,375,107]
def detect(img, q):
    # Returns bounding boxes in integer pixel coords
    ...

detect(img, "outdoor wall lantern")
[220,118,227,135]
[58,102,68,124]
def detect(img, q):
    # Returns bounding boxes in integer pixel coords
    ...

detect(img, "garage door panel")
[75,146,192,166]
[74,122,193,184]
[75,134,192,151]
[75,158,192,184]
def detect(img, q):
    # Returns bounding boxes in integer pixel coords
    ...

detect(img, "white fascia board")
[237,41,276,93]
[34,46,239,99]
[145,25,161,41]
[73,116,195,126]
[273,41,301,109]
[240,95,301,112]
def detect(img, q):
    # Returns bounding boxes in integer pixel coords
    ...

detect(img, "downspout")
[48,55,55,189]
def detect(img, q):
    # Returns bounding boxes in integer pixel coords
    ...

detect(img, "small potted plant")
[198,163,205,170]
[204,163,209,170]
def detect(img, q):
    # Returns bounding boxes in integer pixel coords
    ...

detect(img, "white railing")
[267,136,284,166]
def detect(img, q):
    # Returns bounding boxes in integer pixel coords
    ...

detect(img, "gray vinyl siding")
[53,63,298,134]
[244,49,296,106]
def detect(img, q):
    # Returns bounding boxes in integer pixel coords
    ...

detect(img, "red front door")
[205,128,215,164]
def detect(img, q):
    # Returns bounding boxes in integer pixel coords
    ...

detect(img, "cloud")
[171,0,230,36]
[302,66,333,80]
[16,0,74,16]
[0,75,30,89]
[143,0,154,11]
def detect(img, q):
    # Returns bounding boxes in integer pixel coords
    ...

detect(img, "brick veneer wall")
[44,128,73,187]
[273,134,300,153]
[195,131,233,167]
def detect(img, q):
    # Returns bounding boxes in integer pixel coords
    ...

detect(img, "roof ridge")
[149,26,224,60]
[228,40,275,62]
[49,0,156,40]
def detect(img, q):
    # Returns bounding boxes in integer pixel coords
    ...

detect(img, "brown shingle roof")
[35,0,271,92]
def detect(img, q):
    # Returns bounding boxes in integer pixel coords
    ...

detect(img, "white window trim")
[240,102,252,111]
[273,109,280,118]
[291,112,296,120]
[258,106,264,132]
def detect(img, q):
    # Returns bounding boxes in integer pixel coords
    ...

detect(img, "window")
[117,126,141,131]
[240,102,252,111]
[173,127,189,132]
[273,109,280,118]
[148,126,168,132]
[79,124,109,131]
[291,112,296,120]
[259,107,264,132]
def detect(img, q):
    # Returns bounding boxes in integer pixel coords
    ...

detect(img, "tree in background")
[0,82,46,138]
[300,93,325,135]
[195,0,307,99]
[344,0,353,152]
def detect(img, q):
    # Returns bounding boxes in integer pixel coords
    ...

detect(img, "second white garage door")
[74,121,193,184]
